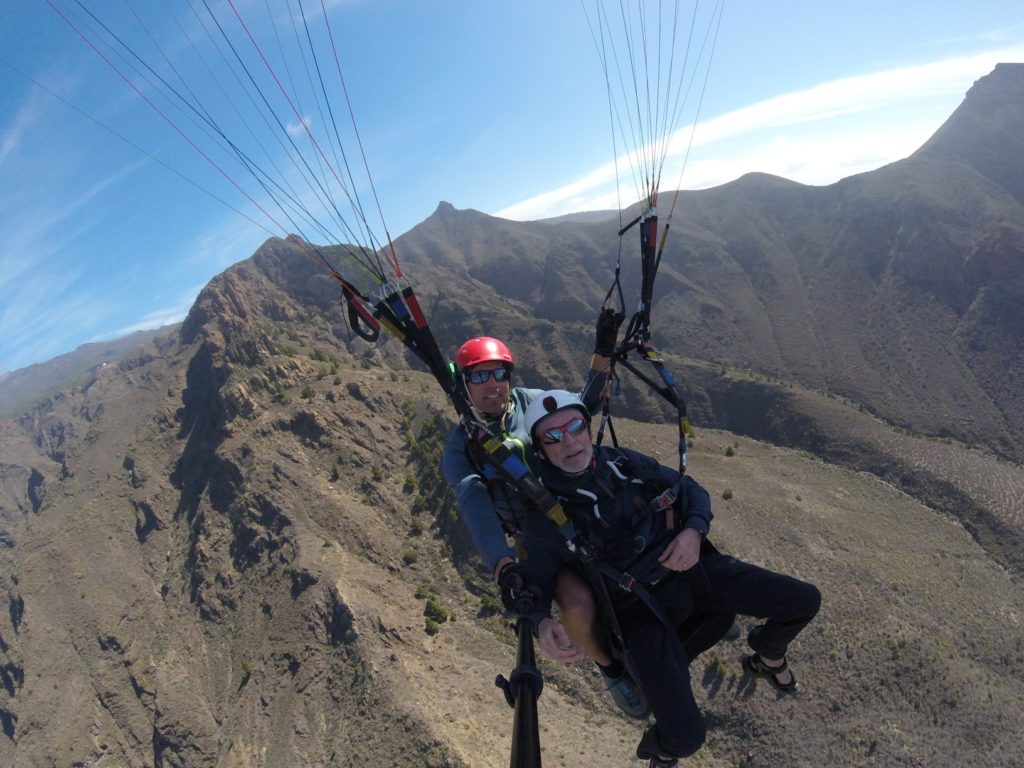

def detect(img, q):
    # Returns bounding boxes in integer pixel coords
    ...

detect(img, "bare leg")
[553,567,611,666]
[553,568,651,719]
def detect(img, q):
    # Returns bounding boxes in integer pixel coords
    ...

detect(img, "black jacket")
[519,445,713,620]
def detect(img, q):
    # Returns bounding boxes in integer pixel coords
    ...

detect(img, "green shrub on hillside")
[424,598,449,624]
[480,593,503,616]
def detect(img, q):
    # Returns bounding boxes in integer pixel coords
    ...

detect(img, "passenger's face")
[535,410,592,475]
[465,362,511,417]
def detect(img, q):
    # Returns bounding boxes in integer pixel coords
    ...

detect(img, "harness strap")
[538,481,675,629]
[596,561,673,627]
[609,341,692,472]
[468,427,569,528]
[542,523,674,629]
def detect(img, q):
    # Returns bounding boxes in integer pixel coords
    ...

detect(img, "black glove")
[497,561,528,611]
[594,307,625,356]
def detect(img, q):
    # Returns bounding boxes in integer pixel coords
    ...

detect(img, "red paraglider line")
[46,0,291,239]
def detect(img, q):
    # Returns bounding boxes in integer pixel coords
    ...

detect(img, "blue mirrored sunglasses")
[465,366,511,385]
[540,416,588,445]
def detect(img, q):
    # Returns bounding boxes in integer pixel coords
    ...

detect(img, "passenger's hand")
[658,527,703,571]
[538,617,585,664]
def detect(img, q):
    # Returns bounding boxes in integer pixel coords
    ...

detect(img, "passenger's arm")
[678,475,713,536]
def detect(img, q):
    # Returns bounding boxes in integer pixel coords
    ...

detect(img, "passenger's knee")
[802,582,822,618]
[553,570,596,620]
[680,612,736,661]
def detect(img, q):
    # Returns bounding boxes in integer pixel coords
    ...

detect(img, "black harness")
[541,453,690,627]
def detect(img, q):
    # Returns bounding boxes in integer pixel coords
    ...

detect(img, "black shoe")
[637,725,679,767]
[742,652,798,693]
[647,757,678,768]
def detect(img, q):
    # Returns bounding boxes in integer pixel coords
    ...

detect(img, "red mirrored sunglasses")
[539,416,588,445]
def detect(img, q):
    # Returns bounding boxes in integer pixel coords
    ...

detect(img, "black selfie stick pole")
[495,589,544,768]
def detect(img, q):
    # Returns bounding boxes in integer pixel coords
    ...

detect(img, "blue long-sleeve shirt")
[441,387,540,570]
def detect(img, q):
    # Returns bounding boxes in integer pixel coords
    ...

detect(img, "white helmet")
[525,390,590,443]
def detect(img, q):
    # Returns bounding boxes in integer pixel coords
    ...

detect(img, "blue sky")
[1,1,1023,376]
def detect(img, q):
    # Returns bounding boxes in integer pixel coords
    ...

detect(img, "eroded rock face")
[0,238,475,768]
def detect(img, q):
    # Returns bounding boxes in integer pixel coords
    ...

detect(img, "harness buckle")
[650,487,675,511]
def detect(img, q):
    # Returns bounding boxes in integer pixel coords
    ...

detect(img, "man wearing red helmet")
[439,312,651,717]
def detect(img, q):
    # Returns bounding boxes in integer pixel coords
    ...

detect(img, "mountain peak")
[974,62,1024,93]
[913,63,1024,201]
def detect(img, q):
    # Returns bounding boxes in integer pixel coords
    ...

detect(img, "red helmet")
[455,337,514,370]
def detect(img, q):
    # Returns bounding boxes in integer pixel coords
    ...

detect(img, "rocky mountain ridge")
[394,64,1024,465]
[0,328,173,420]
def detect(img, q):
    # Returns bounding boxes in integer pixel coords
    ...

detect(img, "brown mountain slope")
[0,328,174,420]
[2,239,1023,767]
[393,64,1024,464]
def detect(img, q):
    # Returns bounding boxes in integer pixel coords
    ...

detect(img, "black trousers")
[616,552,822,759]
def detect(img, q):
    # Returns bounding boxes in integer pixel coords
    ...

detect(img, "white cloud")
[180,207,270,270]
[0,156,149,294]
[286,115,312,136]
[0,97,39,166]
[105,284,203,339]
[0,288,113,370]
[495,46,1024,221]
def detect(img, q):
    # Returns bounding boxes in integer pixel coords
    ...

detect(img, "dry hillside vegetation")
[613,420,1024,768]
[2,316,1022,766]
[653,352,1024,576]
